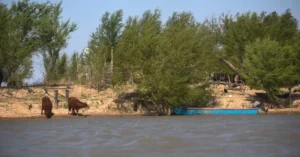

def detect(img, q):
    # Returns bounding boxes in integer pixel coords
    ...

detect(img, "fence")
[0,85,71,109]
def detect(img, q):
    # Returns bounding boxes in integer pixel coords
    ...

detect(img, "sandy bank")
[1,84,299,119]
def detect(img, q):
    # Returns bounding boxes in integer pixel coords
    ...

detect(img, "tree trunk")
[166,105,171,116]
[0,74,2,87]
[110,47,114,75]
[104,54,106,67]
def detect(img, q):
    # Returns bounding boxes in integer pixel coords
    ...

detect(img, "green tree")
[0,3,9,86]
[99,10,123,76]
[219,9,298,75]
[86,34,108,87]
[115,9,162,86]
[86,10,123,88]
[142,11,215,113]
[113,16,140,85]
[0,0,47,87]
[243,38,299,99]
[115,10,215,114]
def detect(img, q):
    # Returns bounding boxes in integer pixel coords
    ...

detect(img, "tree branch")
[219,58,239,74]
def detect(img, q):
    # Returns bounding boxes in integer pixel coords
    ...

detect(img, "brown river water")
[1,114,300,157]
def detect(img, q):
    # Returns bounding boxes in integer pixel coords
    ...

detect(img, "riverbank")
[1,84,299,119]
[0,112,145,120]
[0,104,146,119]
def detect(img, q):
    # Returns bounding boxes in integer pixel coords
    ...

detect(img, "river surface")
[1,115,300,157]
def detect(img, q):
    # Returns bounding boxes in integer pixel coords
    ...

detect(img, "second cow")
[68,97,89,116]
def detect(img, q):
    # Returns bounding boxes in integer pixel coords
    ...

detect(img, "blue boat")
[172,107,259,115]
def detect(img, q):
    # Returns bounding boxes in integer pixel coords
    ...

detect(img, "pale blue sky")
[3,0,300,83]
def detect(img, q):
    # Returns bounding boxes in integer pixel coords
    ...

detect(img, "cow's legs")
[76,109,79,116]
[72,108,75,115]
[41,109,44,115]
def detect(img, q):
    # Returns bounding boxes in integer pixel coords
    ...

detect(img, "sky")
[3,0,300,84]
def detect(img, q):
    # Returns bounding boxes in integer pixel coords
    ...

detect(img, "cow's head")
[83,102,90,109]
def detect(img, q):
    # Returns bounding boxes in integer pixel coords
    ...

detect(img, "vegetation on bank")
[1,0,299,114]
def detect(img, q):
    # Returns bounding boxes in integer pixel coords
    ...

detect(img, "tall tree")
[143,11,214,112]
[0,3,9,86]
[38,1,77,82]
[99,10,123,75]
[86,32,109,87]
[86,10,123,87]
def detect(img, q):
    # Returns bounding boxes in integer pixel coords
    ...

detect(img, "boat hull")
[173,108,259,115]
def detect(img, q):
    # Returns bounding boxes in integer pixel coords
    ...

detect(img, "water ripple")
[1,115,300,157]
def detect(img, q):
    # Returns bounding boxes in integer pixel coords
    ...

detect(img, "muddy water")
[1,115,300,157]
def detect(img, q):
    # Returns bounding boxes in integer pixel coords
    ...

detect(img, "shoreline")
[1,108,300,120]
[0,112,146,120]
[260,108,300,114]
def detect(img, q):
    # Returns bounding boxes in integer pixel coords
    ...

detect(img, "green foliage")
[220,9,298,72]
[243,38,299,99]
[0,1,42,86]
[86,10,123,87]
[290,32,300,80]
[67,52,78,82]
[114,10,214,110]
[100,10,123,49]
[217,9,300,100]
[57,53,67,78]
[0,0,76,86]
[62,103,67,109]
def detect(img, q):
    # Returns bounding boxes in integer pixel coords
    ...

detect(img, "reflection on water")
[1,115,300,157]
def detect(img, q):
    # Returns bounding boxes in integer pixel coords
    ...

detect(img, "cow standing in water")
[68,97,89,116]
[41,96,53,119]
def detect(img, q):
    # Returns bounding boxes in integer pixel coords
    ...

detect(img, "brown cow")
[41,96,53,119]
[68,97,89,116]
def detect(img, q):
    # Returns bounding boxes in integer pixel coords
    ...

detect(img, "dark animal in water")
[41,96,53,119]
[68,97,89,116]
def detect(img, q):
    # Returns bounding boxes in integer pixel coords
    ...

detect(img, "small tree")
[38,1,77,82]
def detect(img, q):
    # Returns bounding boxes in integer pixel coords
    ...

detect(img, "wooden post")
[66,89,69,106]
[54,90,58,109]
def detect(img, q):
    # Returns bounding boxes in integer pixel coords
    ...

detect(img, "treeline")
[84,8,300,111]
[1,0,300,112]
[0,0,76,86]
